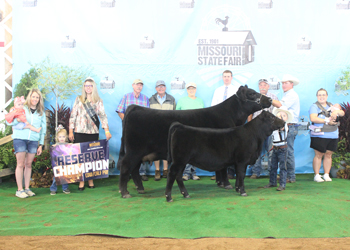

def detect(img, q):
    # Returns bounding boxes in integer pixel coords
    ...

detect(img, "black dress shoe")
[88,185,95,189]
[78,187,85,191]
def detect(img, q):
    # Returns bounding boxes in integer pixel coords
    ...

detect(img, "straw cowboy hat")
[281,74,299,86]
[272,106,294,124]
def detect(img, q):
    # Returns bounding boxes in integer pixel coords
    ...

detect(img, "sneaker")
[250,174,259,179]
[210,175,216,180]
[63,189,71,194]
[154,170,161,181]
[182,175,189,181]
[162,170,168,179]
[323,174,332,182]
[286,179,296,183]
[141,175,148,181]
[276,185,285,191]
[24,189,36,197]
[314,174,324,182]
[264,184,277,188]
[16,190,29,198]
[192,175,200,180]
[50,191,57,195]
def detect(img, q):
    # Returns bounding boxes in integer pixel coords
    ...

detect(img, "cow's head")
[236,85,272,111]
[259,110,285,131]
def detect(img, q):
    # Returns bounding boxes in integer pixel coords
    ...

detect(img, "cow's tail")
[167,122,183,164]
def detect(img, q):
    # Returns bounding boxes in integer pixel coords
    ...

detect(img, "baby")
[329,103,341,123]
[264,106,294,192]
[5,96,41,133]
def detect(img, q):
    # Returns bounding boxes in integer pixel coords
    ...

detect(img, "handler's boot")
[155,170,161,181]
[162,170,168,179]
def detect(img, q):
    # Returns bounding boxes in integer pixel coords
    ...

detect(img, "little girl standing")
[50,125,70,195]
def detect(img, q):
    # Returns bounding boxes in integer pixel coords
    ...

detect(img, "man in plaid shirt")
[116,79,150,181]
[247,78,281,179]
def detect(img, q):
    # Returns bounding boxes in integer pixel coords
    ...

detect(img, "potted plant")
[331,139,350,178]
[330,102,350,179]
[0,124,16,181]
[30,150,53,188]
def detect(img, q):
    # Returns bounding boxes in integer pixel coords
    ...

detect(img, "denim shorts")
[13,139,38,154]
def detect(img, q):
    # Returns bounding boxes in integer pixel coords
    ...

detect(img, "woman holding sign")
[6,89,47,198]
[69,77,112,190]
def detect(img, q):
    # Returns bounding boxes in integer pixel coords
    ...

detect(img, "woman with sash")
[309,88,344,182]
[69,77,112,190]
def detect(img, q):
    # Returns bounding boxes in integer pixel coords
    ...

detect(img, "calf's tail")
[167,122,183,164]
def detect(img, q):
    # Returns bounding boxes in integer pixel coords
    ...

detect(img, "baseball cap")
[185,82,197,89]
[133,79,143,85]
[156,80,166,87]
[258,78,269,85]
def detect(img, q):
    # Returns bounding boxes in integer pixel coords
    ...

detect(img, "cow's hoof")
[225,185,233,189]
[217,183,224,188]
[122,194,132,198]
[240,193,247,197]
[184,195,190,198]
[166,198,173,202]
[235,188,240,193]
[137,190,145,194]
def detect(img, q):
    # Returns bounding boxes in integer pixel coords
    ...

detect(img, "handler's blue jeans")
[286,125,298,182]
[50,178,69,192]
[269,147,288,187]
[252,135,272,176]
[139,162,149,176]
[183,164,197,177]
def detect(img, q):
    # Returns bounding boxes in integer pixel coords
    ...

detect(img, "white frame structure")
[0,0,12,123]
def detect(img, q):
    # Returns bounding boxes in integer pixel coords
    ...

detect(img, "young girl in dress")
[50,125,70,195]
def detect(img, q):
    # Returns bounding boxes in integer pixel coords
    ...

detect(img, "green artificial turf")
[0,174,349,238]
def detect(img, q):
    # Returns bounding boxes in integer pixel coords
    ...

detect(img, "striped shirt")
[116,92,149,113]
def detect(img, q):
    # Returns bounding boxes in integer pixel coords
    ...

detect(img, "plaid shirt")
[252,92,279,119]
[116,92,149,113]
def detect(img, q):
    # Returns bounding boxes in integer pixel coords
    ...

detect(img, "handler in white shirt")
[280,74,300,183]
[210,70,241,180]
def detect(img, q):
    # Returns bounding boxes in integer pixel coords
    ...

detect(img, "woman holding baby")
[6,89,46,198]
[309,88,344,182]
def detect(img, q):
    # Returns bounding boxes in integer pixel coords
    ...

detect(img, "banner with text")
[50,140,109,185]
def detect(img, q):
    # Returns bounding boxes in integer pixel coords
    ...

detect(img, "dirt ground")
[1,236,350,250]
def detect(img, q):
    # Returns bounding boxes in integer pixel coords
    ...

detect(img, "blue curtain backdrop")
[13,0,350,175]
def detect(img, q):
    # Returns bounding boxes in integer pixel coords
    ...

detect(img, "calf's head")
[259,111,285,131]
[236,86,272,113]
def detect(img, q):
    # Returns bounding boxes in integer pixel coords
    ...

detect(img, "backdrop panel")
[13,0,350,175]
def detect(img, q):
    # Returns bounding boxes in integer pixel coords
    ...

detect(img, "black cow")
[166,111,285,202]
[118,86,272,198]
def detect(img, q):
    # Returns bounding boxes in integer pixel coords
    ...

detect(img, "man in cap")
[177,82,205,180]
[116,79,150,181]
[247,78,281,179]
[210,70,241,180]
[280,74,300,183]
[149,80,176,181]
